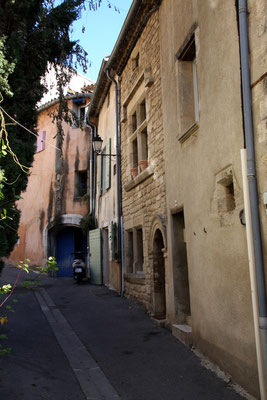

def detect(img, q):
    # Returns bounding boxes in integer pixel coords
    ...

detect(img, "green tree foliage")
[0,0,90,258]
[0,37,15,98]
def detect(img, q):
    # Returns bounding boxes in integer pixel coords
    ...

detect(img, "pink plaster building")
[9,80,94,277]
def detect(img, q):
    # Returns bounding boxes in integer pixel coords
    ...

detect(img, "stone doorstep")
[172,324,193,347]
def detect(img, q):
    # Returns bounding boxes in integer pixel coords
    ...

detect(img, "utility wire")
[0,106,60,151]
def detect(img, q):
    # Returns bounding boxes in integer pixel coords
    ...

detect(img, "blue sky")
[71,0,133,82]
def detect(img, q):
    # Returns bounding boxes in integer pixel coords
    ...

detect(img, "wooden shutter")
[36,131,46,153]
[105,138,111,191]
[41,131,46,151]
[89,228,102,285]
[111,221,117,261]
[97,154,102,195]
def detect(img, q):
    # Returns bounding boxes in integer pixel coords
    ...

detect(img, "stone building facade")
[86,2,167,310]
[90,0,266,396]
[120,8,167,312]
[86,59,122,291]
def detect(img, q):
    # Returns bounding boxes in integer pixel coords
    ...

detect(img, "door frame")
[148,215,168,316]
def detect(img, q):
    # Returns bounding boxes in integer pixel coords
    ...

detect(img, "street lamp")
[92,135,103,154]
[92,135,116,157]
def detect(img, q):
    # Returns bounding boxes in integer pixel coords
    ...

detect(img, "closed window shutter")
[98,154,102,195]
[36,131,46,152]
[111,221,115,260]
[105,138,111,191]
[111,221,117,261]
[41,131,46,151]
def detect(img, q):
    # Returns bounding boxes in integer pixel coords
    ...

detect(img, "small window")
[36,131,46,153]
[131,111,137,133]
[216,171,235,212]
[72,103,86,128]
[131,138,138,168]
[176,31,199,141]
[79,107,85,124]
[139,100,146,124]
[140,127,148,162]
[128,97,149,177]
[75,170,87,197]
[126,231,134,273]
[136,228,144,272]
[225,182,235,211]
[126,227,144,274]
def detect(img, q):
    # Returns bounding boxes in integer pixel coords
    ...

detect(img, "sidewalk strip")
[35,287,120,400]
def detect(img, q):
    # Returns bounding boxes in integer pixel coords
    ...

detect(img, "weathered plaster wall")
[9,99,90,266]
[95,84,121,291]
[159,0,262,395]
[63,103,90,216]
[96,84,117,226]
[120,9,167,309]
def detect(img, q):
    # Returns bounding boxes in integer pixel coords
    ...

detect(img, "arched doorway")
[44,215,87,277]
[152,229,166,318]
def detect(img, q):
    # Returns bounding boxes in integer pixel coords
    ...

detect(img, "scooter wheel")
[76,275,82,284]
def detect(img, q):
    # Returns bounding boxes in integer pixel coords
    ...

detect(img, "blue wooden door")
[56,229,75,277]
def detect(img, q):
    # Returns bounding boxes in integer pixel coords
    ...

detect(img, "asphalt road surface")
[0,265,248,400]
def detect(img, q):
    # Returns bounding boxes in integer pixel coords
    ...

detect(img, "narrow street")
[0,265,248,400]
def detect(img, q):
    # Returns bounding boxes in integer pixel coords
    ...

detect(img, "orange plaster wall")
[9,99,90,266]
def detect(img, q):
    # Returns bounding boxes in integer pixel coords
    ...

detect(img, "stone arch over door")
[149,216,167,318]
[43,214,84,256]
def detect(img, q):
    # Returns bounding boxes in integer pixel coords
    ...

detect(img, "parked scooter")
[72,251,87,284]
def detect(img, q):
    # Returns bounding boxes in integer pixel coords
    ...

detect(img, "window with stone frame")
[129,96,149,177]
[176,27,199,142]
[126,227,144,274]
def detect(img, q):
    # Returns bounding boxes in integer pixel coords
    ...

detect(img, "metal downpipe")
[90,121,97,217]
[84,112,97,217]
[106,69,123,295]
[238,0,267,391]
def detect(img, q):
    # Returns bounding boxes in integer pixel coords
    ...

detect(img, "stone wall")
[120,9,166,310]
